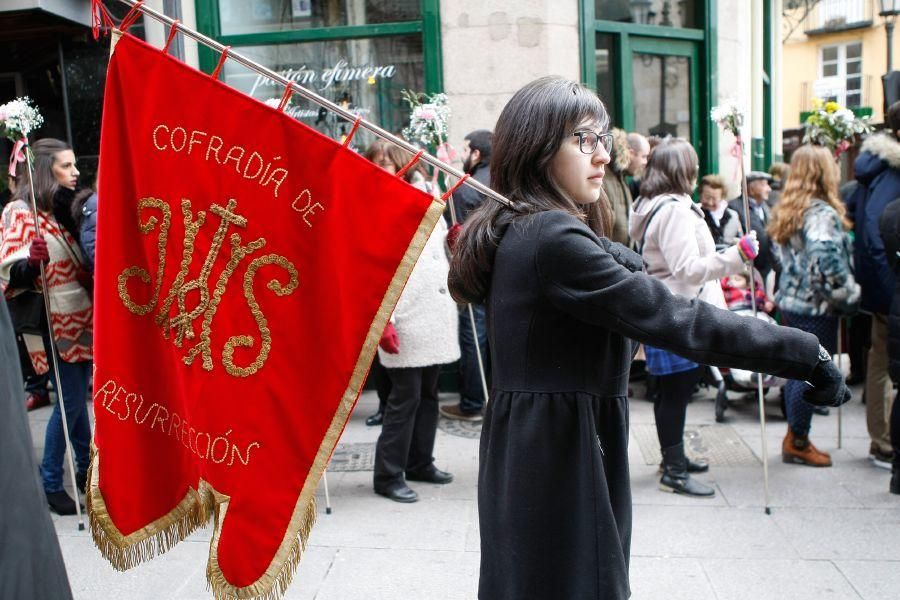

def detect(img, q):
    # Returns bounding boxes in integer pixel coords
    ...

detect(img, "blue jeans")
[782,310,837,437]
[458,303,489,413]
[40,357,92,493]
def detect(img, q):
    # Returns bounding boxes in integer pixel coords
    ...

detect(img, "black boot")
[76,471,88,495]
[891,451,900,496]
[659,443,715,497]
[658,456,709,474]
[46,490,78,515]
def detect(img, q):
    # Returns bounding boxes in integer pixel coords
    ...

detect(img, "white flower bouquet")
[710,98,743,138]
[0,96,44,142]
[401,90,450,149]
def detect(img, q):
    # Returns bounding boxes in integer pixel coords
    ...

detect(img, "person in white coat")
[629,138,758,497]
[367,140,461,503]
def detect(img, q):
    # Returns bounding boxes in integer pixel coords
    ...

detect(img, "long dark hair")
[448,77,611,303]
[12,138,72,211]
[638,137,698,199]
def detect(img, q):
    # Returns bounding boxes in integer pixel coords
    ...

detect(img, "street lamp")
[879,0,899,71]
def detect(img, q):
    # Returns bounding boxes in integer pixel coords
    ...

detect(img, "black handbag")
[6,290,44,335]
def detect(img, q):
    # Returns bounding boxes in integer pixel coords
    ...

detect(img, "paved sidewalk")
[36,379,899,600]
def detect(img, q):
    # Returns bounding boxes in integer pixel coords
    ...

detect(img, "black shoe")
[813,405,830,416]
[76,471,87,495]
[406,466,454,484]
[46,490,78,515]
[658,457,709,474]
[365,410,384,427]
[659,443,715,498]
[374,484,418,503]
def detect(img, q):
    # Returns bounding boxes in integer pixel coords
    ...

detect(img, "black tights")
[653,367,701,450]
[892,389,900,460]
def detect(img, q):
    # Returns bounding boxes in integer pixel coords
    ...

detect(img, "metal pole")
[887,20,895,73]
[837,318,843,449]
[111,0,513,210]
[467,303,490,405]
[737,138,771,515]
[24,142,85,530]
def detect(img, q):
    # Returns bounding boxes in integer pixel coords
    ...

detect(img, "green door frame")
[628,37,702,148]
[580,0,719,175]
[194,0,443,94]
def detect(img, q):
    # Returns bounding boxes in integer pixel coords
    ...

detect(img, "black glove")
[803,345,852,407]
[600,238,644,273]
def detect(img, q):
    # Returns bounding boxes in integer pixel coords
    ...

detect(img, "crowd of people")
[0,89,896,600]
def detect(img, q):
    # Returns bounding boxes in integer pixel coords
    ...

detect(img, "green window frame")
[194,0,443,95]
[579,1,719,175]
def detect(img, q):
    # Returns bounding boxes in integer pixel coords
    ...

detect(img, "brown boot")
[782,428,832,467]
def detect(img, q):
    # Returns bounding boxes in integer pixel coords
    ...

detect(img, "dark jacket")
[476,210,820,600]
[728,197,778,276]
[849,132,900,315]
[603,169,633,246]
[451,161,490,224]
[78,192,98,272]
[879,197,900,382]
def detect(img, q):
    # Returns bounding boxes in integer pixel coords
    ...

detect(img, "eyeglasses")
[572,130,614,155]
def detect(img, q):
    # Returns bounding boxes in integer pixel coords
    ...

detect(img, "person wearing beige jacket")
[629,138,758,497]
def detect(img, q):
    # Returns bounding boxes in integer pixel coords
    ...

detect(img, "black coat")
[879,197,900,382]
[451,161,491,224]
[728,197,778,277]
[479,210,820,600]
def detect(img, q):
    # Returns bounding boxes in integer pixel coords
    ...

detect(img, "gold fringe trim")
[86,445,211,571]
[206,497,318,600]
[86,197,445,599]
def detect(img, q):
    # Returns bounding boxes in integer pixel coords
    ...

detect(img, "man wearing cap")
[729,171,779,278]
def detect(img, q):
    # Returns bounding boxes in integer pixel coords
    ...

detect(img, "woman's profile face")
[549,119,610,205]
[51,150,79,190]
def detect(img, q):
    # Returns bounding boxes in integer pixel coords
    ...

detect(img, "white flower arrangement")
[0,97,44,142]
[710,98,743,138]
[401,90,450,149]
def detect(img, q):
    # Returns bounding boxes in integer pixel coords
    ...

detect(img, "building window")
[818,0,866,28]
[197,0,441,146]
[820,41,862,107]
[595,0,700,28]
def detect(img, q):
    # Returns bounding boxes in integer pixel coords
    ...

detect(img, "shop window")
[595,0,700,28]
[218,0,421,35]
[222,35,424,146]
[595,33,618,125]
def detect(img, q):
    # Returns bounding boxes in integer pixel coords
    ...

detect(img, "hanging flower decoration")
[802,98,872,158]
[1,97,44,177]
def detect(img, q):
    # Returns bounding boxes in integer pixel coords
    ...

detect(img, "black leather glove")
[803,345,852,407]
[600,238,644,273]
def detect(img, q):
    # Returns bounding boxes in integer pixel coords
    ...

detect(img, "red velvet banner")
[88,33,441,600]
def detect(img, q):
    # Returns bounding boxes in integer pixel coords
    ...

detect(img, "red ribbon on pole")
[8,138,26,177]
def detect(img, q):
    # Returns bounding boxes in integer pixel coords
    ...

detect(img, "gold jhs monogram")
[118,197,299,378]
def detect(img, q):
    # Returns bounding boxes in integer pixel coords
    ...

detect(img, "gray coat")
[0,301,73,600]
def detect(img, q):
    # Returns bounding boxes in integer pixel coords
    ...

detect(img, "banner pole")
[109,0,513,210]
[23,140,85,530]
[736,137,771,515]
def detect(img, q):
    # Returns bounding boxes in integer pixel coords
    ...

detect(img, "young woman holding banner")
[448,77,851,600]
[1,138,93,516]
